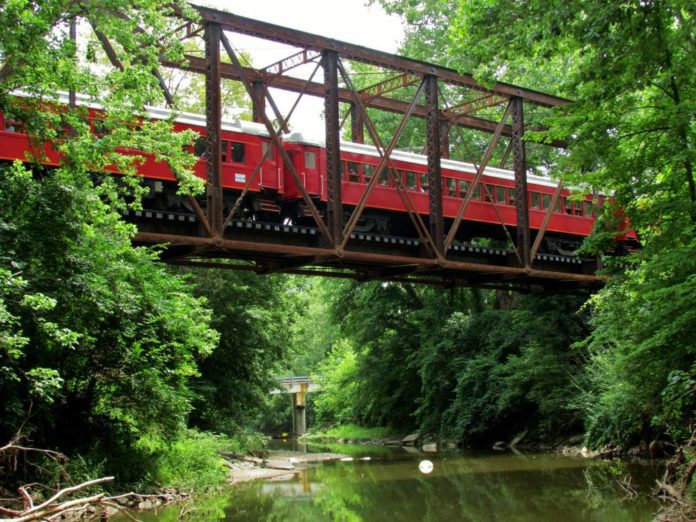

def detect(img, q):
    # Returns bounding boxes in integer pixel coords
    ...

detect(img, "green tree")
[0,162,218,483]
[182,269,298,434]
[0,0,228,486]
[377,0,696,448]
[313,338,360,427]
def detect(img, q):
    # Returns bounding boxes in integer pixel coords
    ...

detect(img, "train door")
[260,139,281,191]
[282,144,321,199]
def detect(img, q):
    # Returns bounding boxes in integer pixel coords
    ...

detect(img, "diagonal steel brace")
[221,60,322,229]
[336,60,441,259]
[444,100,514,251]
[219,31,333,245]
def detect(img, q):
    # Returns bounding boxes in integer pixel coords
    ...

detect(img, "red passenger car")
[0,94,638,254]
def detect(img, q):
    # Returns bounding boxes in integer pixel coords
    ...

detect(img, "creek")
[128,441,661,521]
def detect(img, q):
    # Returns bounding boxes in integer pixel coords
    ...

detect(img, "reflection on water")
[132,446,660,522]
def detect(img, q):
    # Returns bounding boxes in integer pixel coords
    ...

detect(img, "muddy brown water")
[126,442,662,521]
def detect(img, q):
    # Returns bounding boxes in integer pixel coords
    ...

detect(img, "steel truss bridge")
[87,4,605,292]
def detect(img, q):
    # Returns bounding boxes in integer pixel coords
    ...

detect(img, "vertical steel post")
[69,18,77,109]
[251,81,266,124]
[350,102,364,143]
[323,50,342,246]
[511,96,530,266]
[205,23,223,237]
[425,75,444,255]
[440,120,450,159]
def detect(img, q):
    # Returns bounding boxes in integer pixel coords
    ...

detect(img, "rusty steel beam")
[530,181,564,262]
[263,88,291,134]
[359,72,420,101]
[91,23,174,107]
[188,196,214,238]
[445,94,507,118]
[165,56,559,142]
[499,139,513,168]
[251,81,266,123]
[177,21,204,40]
[440,120,450,159]
[204,22,224,236]
[337,73,433,255]
[425,75,444,255]
[189,5,569,108]
[444,100,514,251]
[511,96,531,267]
[166,258,589,292]
[336,59,439,257]
[262,48,322,75]
[153,68,175,107]
[480,182,524,266]
[135,231,606,284]
[222,61,322,229]
[350,103,364,143]
[324,50,343,246]
[69,18,77,109]
[92,27,122,69]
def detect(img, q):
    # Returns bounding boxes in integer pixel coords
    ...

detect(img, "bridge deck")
[130,209,604,292]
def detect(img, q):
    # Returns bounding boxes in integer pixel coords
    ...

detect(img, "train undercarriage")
[140,180,588,257]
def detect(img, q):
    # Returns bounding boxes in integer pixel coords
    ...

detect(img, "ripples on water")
[130,443,660,522]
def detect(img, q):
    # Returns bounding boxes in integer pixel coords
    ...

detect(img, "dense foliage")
[339,0,696,450]
[184,269,299,434]
[0,161,218,482]
[0,0,287,490]
[305,280,588,443]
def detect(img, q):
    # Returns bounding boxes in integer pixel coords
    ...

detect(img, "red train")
[0,93,638,254]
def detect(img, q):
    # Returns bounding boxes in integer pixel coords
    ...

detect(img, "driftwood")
[0,433,184,521]
[0,476,122,521]
[655,429,696,521]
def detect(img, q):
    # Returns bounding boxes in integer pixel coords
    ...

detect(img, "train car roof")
[10,90,270,138]
[9,91,579,192]
[285,131,564,190]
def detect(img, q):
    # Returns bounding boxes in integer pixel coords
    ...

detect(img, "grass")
[145,429,267,491]
[301,424,396,442]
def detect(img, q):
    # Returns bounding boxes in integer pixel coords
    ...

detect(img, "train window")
[419,173,429,192]
[472,184,481,200]
[347,161,360,182]
[484,184,494,202]
[405,171,417,190]
[495,186,506,204]
[231,142,246,163]
[554,197,562,213]
[508,188,516,205]
[378,168,389,186]
[446,178,457,197]
[458,179,469,196]
[305,151,316,169]
[563,199,573,214]
[4,112,25,133]
[583,201,593,217]
[262,141,271,158]
[531,192,540,209]
[541,193,551,210]
[363,163,375,183]
[93,120,108,137]
[221,140,230,163]
[194,137,207,158]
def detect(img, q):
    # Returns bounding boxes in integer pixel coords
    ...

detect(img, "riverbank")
[300,424,401,445]
[223,450,349,484]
